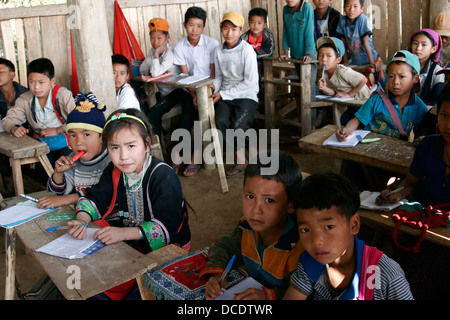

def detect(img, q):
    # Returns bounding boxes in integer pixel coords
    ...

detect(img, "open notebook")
[360,191,407,212]
[215,277,263,300]
[323,130,370,147]
[0,201,54,228]
[36,228,106,259]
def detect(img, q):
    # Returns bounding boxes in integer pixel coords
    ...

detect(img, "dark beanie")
[66,92,107,133]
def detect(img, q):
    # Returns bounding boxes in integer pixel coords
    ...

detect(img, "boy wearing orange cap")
[434,12,450,67]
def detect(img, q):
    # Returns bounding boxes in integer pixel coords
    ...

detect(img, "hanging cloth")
[113,0,145,78]
[70,31,80,96]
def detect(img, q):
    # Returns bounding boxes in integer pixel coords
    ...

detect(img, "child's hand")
[40,127,59,138]
[153,43,167,58]
[233,288,266,300]
[11,125,28,138]
[211,92,222,104]
[37,195,66,209]
[317,78,327,91]
[335,127,348,141]
[278,55,289,62]
[299,56,312,63]
[55,155,76,173]
[67,219,89,240]
[205,274,226,300]
[335,91,351,98]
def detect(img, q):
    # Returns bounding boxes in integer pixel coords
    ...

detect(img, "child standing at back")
[316,36,370,124]
[240,8,275,60]
[68,108,191,300]
[172,6,219,177]
[434,12,450,67]
[1,57,75,167]
[283,172,413,300]
[37,92,110,209]
[210,11,259,177]
[313,0,342,40]
[112,54,141,110]
[336,50,428,141]
[201,151,304,300]
[409,29,445,108]
[336,0,383,73]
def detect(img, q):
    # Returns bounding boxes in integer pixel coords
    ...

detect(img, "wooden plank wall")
[0,0,440,92]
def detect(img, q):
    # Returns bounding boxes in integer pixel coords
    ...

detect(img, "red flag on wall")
[70,31,79,96]
[113,0,145,78]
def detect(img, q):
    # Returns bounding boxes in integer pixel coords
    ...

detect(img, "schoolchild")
[202,151,304,300]
[172,6,219,177]
[284,172,413,300]
[37,92,110,209]
[312,0,341,40]
[0,57,28,119]
[240,8,275,59]
[112,54,141,110]
[336,50,428,141]
[209,11,259,177]
[1,57,75,167]
[409,28,445,107]
[433,12,450,67]
[68,108,191,300]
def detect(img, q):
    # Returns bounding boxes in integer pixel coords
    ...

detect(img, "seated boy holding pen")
[336,50,428,141]
[201,151,304,300]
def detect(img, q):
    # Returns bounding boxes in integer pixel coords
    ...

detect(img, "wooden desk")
[2,192,186,299]
[358,208,450,249]
[0,131,53,196]
[298,124,414,176]
[262,57,333,137]
[144,76,228,193]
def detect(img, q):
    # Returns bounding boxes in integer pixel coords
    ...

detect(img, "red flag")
[70,31,79,96]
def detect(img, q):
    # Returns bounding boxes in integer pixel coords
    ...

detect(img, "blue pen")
[321,64,326,79]
[45,224,87,231]
[20,193,39,203]
[219,255,236,285]
[377,81,385,93]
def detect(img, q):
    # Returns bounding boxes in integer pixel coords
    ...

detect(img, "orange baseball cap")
[148,18,169,32]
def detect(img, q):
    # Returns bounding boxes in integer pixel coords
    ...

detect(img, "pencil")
[385,184,411,197]
[19,193,39,203]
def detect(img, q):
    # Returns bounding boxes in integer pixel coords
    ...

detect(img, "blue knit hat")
[66,92,107,134]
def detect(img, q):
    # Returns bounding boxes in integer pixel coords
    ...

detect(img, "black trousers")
[214,98,258,152]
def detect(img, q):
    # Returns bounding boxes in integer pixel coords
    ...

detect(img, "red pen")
[72,150,85,162]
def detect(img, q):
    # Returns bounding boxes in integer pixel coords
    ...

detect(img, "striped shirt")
[48,149,111,197]
[290,254,414,300]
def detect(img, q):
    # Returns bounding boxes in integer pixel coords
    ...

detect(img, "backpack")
[16,275,65,300]
[392,202,450,253]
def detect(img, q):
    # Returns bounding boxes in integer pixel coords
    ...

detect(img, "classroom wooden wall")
[0,0,446,92]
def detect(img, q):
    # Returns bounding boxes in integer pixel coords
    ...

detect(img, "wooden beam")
[0,4,68,21]
[69,0,117,113]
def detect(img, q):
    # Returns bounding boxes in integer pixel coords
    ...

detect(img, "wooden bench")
[0,132,53,196]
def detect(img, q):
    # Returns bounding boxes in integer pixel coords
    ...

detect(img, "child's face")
[242,176,294,243]
[438,101,450,143]
[221,21,243,48]
[318,47,342,71]
[67,129,103,161]
[411,34,437,63]
[112,63,129,91]
[313,0,333,10]
[28,72,55,99]
[249,15,266,37]
[296,206,360,266]
[442,36,449,47]
[387,63,419,98]
[107,126,150,174]
[184,18,205,44]
[344,0,364,22]
[150,30,169,50]
[0,64,15,87]
[285,0,301,9]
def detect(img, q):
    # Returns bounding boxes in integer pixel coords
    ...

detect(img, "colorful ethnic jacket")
[76,157,191,253]
[200,215,304,299]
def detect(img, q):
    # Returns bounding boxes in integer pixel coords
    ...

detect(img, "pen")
[45,224,87,231]
[219,255,236,285]
[377,81,385,93]
[321,64,326,79]
[72,150,85,162]
[360,138,381,143]
[20,193,39,203]
[336,116,343,136]
[385,184,411,197]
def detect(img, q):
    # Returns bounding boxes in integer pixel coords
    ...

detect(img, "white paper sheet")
[360,191,407,212]
[215,277,263,300]
[36,228,103,259]
[176,75,210,85]
[322,130,370,147]
[0,201,54,228]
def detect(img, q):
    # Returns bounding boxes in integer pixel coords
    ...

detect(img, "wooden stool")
[0,132,53,196]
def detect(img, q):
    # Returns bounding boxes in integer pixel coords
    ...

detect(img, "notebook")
[0,201,55,228]
[360,191,407,212]
[323,130,370,147]
[215,277,263,300]
[176,75,210,85]
[316,94,356,102]
[36,228,106,259]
